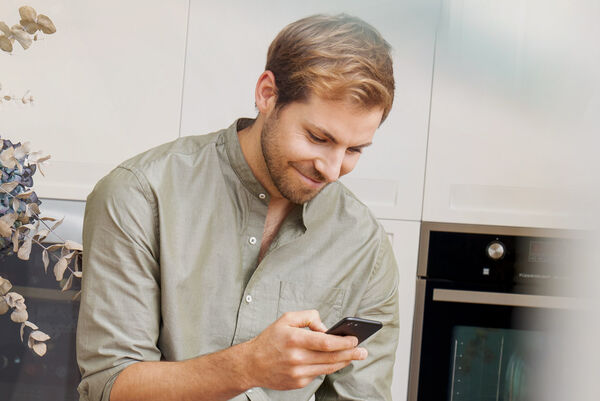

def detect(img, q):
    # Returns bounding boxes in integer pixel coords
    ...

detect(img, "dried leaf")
[0,181,19,194]
[49,217,64,232]
[72,290,81,301]
[26,202,40,217]
[53,257,68,281]
[16,190,34,199]
[32,342,47,356]
[0,147,16,169]
[30,330,50,342]
[11,198,20,212]
[0,34,12,52]
[36,15,56,35]
[20,20,38,34]
[20,321,39,342]
[0,220,12,237]
[61,274,73,292]
[0,298,9,315]
[73,271,82,278]
[41,216,57,222]
[46,243,63,252]
[5,292,25,307]
[35,228,50,242]
[11,308,28,323]
[0,277,12,295]
[0,21,11,35]
[64,240,83,251]
[42,249,49,273]
[17,237,33,260]
[19,6,37,22]
[10,25,32,50]
[12,229,19,252]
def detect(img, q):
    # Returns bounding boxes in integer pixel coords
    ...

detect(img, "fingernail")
[358,348,368,359]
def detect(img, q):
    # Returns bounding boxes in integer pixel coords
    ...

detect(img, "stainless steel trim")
[416,223,431,278]
[407,279,427,401]
[421,221,577,239]
[433,288,582,309]
[12,285,80,302]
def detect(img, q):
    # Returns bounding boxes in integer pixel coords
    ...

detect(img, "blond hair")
[266,14,395,123]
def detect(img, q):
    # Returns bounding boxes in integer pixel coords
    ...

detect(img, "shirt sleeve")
[76,166,162,401]
[315,228,400,401]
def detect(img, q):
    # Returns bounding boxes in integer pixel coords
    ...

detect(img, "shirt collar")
[223,118,271,202]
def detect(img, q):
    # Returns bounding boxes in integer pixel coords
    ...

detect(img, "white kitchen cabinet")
[0,0,189,200]
[422,0,598,229]
[180,0,440,221]
[380,219,421,401]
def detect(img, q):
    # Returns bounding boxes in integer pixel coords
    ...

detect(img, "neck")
[237,116,290,205]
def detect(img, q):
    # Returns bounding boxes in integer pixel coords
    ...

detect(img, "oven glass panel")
[448,326,545,401]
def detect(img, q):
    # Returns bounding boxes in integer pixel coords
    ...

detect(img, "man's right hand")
[241,310,368,390]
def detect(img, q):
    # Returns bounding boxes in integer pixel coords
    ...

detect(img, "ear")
[255,70,278,116]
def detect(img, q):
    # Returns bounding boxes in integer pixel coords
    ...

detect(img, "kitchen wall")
[2,1,597,400]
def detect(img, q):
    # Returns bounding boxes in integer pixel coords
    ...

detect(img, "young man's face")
[261,94,383,204]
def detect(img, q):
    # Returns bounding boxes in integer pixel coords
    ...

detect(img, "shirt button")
[245,294,253,303]
[258,193,266,199]
[248,236,257,245]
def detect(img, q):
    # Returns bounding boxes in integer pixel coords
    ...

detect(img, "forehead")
[281,95,383,144]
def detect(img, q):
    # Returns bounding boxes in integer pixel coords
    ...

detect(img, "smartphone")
[325,317,382,344]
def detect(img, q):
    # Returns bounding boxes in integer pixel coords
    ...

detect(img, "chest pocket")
[277,281,345,329]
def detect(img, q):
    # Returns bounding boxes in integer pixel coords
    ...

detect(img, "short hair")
[266,14,395,123]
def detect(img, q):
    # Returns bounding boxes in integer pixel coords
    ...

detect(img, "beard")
[260,113,328,204]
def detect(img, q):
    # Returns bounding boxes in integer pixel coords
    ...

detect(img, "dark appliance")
[408,222,580,401]
[0,245,80,401]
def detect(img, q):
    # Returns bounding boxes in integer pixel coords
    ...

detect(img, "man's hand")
[242,310,368,390]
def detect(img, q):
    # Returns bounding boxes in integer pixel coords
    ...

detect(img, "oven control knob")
[487,241,505,260]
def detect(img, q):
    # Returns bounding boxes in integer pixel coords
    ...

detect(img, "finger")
[296,360,353,378]
[293,330,359,352]
[294,347,368,365]
[280,310,327,332]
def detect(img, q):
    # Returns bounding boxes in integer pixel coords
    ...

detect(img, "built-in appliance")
[408,222,580,401]
[0,199,84,401]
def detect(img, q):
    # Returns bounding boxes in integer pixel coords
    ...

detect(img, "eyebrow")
[308,124,373,149]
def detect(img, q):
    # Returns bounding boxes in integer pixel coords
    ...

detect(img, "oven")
[407,222,580,401]
[0,199,84,401]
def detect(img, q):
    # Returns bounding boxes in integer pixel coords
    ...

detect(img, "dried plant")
[0,6,77,358]
[0,5,56,53]
[0,5,55,104]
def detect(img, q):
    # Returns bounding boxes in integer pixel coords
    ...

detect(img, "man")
[77,14,399,401]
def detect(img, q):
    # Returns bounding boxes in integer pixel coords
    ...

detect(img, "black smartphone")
[325,317,382,344]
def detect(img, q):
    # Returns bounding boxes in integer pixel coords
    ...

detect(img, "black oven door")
[0,247,81,401]
[409,279,578,401]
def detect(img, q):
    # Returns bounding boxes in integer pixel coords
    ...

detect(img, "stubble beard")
[260,114,326,205]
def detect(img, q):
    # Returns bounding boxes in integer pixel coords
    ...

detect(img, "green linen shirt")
[76,119,400,401]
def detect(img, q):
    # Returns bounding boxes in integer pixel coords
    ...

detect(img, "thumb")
[282,309,328,332]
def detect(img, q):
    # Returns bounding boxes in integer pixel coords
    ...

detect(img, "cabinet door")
[380,219,421,401]
[0,1,189,200]
[180,0,440,221]
[423,0,598,229]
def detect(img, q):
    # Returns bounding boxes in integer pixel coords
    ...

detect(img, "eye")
[346,147,363,154]
[307,130,326,143]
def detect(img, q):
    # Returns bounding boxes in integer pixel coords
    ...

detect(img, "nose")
[314,149,346,183]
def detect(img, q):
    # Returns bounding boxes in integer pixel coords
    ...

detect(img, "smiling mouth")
[294,167,324,188]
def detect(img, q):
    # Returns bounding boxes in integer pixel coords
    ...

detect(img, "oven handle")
[433,288,582,309]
